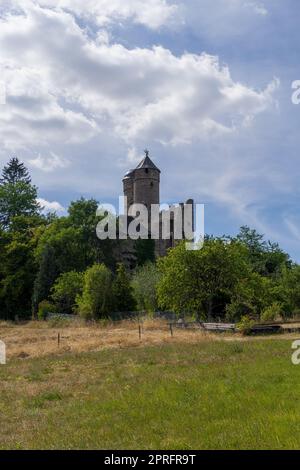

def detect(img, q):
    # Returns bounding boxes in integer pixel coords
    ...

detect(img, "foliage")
[37,300,56,320]
[32,244,59,316]
[236,315,256,335]
[157,240,251,319]
[134,239,155,266]
[234,226,291,277]
[132,262,160,312]
[51,271,83,314]
[0,158,40,229]
[226,273,273,321]
[112,263,136,312]
[0,157,31,185]
[261,302,283,323]
[76,264,112,319]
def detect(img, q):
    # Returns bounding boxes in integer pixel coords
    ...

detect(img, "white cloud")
[0,2,278,152]
[37,197,66,213]
[7,0,181,30]
[29,152,69,172]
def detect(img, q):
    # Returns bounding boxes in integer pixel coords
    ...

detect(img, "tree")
[0,158,40,229]
[112,263,136,312]
[0,221,39,319]
[234,226,290,276]
[271,264,300,317]
[51,271,83,314]
[157,240,251,319]
[226,272,273,321]
[77,264,112,319]
[32,244,59,315]
[132,262,160,312]
[0,157,31,185]
[134,239,155,266]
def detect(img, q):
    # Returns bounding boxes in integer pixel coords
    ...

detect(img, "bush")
[76,263,112,319]
[261,302,283,323]
[51,271,83,314]
[132,262,160,312]
[37,300,56,320]
[112,263,136,312]
[237,315,256,335]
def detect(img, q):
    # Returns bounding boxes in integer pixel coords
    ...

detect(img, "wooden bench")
[201,322,236,333]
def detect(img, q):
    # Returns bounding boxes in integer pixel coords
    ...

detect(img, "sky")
[0,0,300,260]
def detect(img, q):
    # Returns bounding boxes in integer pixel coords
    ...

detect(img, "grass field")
[1,328,300,450]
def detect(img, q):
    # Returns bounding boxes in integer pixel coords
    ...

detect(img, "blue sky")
[0,0,300,260]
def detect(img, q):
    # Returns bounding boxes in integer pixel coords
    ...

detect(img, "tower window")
[150,182,154,187]
[145,168,149,174]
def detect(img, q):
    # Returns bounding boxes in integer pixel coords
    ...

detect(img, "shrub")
[132,262,160,312]
[76,263,112,319]
[51,271,83,314]
[112,263,136,312]
[37,300,56,320]
[237,315,256,335]
[261,302,283,323]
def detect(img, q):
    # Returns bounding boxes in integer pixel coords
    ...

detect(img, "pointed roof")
[135,150,160,172]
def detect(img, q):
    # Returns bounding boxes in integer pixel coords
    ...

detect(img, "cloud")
[7,0,181,30]
[0,2,278,153]
[37,197,66,213]
[29,152,69,172]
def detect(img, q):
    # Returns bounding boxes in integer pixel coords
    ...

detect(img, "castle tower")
[123,150,160,212]
[132,150,160,211]
[123,169,134,208]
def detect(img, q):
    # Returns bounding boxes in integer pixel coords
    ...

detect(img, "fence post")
[170,323,173,337]
[58,332,60,348]
[139,325,142,341]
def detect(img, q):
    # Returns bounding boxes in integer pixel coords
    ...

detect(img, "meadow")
[0,320,300,449]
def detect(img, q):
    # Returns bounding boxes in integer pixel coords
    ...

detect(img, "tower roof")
[135,152,160,172]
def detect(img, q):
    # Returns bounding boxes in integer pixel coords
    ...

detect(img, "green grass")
[0,338,300,449]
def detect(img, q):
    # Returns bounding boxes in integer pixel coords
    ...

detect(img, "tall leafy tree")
[77,263,112,319]
[112,263,136,312]
[51,271,83,314]
[157,240,251,319]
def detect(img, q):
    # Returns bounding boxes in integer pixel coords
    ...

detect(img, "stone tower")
[123,150,160,211]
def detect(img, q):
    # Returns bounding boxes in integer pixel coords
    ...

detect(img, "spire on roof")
[135,149,160,172]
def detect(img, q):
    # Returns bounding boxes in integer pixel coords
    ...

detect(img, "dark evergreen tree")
[0,157,31,185]
[0,158,40,229]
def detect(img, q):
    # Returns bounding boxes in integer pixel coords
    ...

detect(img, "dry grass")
[0,318,216,360]
[1,317,299,361]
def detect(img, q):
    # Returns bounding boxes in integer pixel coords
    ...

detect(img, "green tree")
[112,263,136,312]
[0,158,40,229]
[32,244,59,315]
[0,220,39,319]
[235,226,290,276]
[157,240,251,319]
[51,271,83,314]
[0,157,31,185]
[77,263,112,319]
[134,239,155,266]
[226,273,273,321]
[132,262,160,312]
